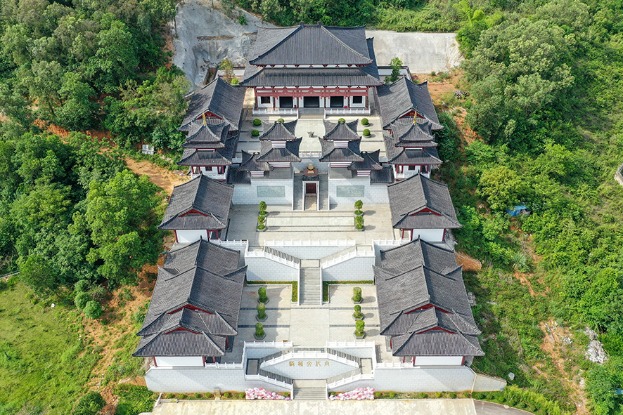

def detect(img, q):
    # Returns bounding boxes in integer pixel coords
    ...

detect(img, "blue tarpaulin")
[507,205,529,217]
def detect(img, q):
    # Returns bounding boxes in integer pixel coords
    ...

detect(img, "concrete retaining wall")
[232,178,293,206]
[322,255,375,281]
[266,244,353,259]
[245,256,298,281]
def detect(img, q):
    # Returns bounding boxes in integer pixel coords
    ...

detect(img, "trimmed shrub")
[72,391,105,415]
[255,322,265,339]
[258,286,268,303]
[355,320,365,335]
[363,128,371,137]
[251,129,260,137]
[361,118,369,126]
[353,304,363,320]
[338,118,346,123]
[352,287,362,303]
[257,302,266,320]
[253,118,262,127]
[84,301,103,319]
[277,118,284,123]
[354,200,363,210]
[259,201,267,212]
[230,78,240,85]
[355,215,364,229]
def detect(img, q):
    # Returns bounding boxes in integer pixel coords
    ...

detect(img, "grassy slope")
[0,281,99,415]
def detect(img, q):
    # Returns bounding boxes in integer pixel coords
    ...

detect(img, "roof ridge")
[321,26,371,64]
[251,25,303,63]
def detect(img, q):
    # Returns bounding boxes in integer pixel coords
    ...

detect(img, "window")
[352,96,363,104]
[217,166,226,174]
[408,165,417,171]
[260,96,271,104]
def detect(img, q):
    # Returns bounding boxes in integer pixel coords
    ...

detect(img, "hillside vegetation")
[1,0,623,414]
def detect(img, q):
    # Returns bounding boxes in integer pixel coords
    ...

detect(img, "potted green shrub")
[256,302,267,322]
[354,320,365,339]
[361,118,369,126]
[256,221,266,232]
[258,286,268,304]
[277,118,285,123]
[354,200,363,216]
[252,118,262,127]
[259,201,267,214]
[251,129,260,137]
[363,128,371,137]
[353,304,364,320]
[338,117,346,124]
[254,322,266,340]
[354,215,364,231]
[352,287,362,304]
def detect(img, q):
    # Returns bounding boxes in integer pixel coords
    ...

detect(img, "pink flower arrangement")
[329,387,375,400]
[245,387,290,400]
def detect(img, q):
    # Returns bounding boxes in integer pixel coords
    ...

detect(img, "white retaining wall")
[321,255,375,281]
[232,178,294,206]
[245,256,299,281]
[155,356,204,367]
[145,367,290,393]
[328,366,503,393]
[328,177,389,207]
[265,241,355,259]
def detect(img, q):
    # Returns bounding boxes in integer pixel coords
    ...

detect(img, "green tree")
[85,171,161,285]
[478,165,525,211]
[386,57,402,83]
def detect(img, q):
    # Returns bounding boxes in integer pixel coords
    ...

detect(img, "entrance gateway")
[303,96,320,108]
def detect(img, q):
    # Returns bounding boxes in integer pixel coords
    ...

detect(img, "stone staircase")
[299,260,321,306]
[292,380,327,400]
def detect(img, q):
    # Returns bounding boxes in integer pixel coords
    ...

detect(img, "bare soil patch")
[124,158,188,195]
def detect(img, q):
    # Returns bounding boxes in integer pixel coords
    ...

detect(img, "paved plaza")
[226,205,395,247]
[149,399,532,415]
[223,284,394,364]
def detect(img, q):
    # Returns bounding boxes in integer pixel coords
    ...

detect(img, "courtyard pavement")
[149,398,532,415]
[223,284,394,364]
[226,204,395,247]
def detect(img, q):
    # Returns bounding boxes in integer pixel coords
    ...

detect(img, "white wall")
[322,256,375,281]
[268,245,348,259]
[414,356,463,366]
[412,228,445,243]
[232,178,293,206]
[328,177,389,208]
[177,229,208,243]
[329,366,485,393]
[245,257,299,282]
[263,357,355,380]
[145,367,290,393]
[156,356,204,367]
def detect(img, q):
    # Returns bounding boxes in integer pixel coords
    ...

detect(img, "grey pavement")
[227,205,395,247]
[150,398,532,415]
[223,283,396,364]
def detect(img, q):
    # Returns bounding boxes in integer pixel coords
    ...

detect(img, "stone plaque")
[336,185,365,197]
[257,186,286,198]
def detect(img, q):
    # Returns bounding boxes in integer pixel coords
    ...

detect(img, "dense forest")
[1,0,623,413]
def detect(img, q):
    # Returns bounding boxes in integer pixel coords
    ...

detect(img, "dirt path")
[124,158,188,195]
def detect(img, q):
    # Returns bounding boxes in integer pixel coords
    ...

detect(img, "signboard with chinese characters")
[261,357,356,380]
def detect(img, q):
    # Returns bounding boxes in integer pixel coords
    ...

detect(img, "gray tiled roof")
[159,175,234,230]
[349,150,382,171]
[181,77,245,130]
[378,78,442,129]
[238,150,272,172]
[319,137,363,162]
[259,121,298,141]
[379,238,459,276]
[387,173,460,230]
[384,136,442,165]
[375,239,483,357]
[241,67,383,87]
[389,118,436,147]
[362,38,380,79]
[370,166,395,184]
[249,25,372,65]
[226,167,252,185]
[135,240,246,357]
[257,138,302,162]
[183,122,230,149]
[323,120,360,141]
[178,135,238,167]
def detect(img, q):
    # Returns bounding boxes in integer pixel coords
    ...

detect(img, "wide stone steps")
[293,387,327,400]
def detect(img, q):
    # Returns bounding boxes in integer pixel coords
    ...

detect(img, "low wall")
[265,241,355,260]
[245,256,299,281]
[322,255,375,281]
[328,366,505,393]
